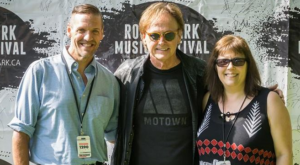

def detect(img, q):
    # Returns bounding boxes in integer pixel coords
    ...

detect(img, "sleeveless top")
[197,88,276,165]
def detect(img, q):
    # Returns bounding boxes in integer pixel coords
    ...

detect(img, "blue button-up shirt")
[8,47,120,165]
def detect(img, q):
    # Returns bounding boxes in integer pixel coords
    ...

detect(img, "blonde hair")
[139,2,184,34]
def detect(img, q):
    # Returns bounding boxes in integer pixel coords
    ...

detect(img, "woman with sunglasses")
[197,35,292,165]
[112,2,207,165]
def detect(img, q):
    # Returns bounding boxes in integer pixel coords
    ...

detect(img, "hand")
[268,84,285,103]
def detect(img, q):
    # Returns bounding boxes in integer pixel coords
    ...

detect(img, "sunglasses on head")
[215,58,247,67]
[146,31,178,42]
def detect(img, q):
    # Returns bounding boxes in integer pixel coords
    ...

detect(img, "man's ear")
[67,24,72,38]
[141,33,148,50]
[178,30,183,38]
[99,28,104,40]
[141,32,146,40]
[177,30,183,44]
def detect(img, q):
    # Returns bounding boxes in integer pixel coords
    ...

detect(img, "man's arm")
[12,131,30,165]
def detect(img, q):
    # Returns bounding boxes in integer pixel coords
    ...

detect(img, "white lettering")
[188,41,195,53]
[125,40,131,54]
[204,41,209,54]
[115,41,123,54]
[1,41,3,54]
[173,117,181,125]
[183,24,200,39]
[192,24,199,39]
[13,42,19,54]
[132,24,139,39]
[124,24,131,39]
[165,117,171,126]
[144,117,187,126]
[132,41,138,54]
[1,26,8,40]
[183,40,187,53]
[1,25,16,40]
[5,42,12,54]
[196,40,202,53]
[10,25,16,40]
[21,42,26,55]
[0,42,27,55]
[199,159,221,165]
[115,40,146,55]
[0,59,21,66]
[145,117,151,125]
[184,24,191,39]
[153,117,158,125]
[0,25,25,55]
[179,40,209,54]
[124,24,139,39]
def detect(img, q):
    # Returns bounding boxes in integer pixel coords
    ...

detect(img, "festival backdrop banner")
[0,0,299,164]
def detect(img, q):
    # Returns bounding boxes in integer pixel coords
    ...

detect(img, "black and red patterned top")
[197,88,276,165]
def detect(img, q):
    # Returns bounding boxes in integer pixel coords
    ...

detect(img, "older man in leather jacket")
[112,3,206,165]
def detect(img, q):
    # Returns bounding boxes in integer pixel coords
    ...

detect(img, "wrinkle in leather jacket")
[112,49,207,165]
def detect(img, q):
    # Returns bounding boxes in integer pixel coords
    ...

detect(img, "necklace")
[221,96,247,122]
[221,95,247,164]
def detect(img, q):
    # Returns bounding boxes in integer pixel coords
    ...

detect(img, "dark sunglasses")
[215,58,247,67]
[146,31,178,42]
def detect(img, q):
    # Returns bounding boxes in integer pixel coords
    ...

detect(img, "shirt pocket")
[88,96,114,124]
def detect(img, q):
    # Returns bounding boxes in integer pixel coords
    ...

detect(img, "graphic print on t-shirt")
[130,62,193,165]
[143,79,188,126]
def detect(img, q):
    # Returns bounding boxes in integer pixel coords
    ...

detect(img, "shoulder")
[95,62,113,74]
[180,52,206,67]
[116,55,147,72]
[266,91,288,116]
[177,49,206,75]
[267,91,282,105]
[27,55,61,72]
[114,55,148,78]
[20,55,61,84]
[95,62,118,83]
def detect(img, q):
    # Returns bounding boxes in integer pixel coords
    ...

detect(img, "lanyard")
[222,96,247,162]
[61,54,95,135]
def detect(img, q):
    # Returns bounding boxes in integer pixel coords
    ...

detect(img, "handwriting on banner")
[115,24,209,56]
[0,25,26,55]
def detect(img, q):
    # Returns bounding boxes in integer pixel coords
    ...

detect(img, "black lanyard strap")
[61,54,95,135]
[222,96,247,161]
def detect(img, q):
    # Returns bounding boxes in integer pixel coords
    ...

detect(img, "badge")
[216,160,231,165]
[77,136,92,158]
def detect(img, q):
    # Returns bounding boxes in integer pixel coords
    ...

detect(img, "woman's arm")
[267,91,293,165]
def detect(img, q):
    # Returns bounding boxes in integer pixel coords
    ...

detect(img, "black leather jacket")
[112,49,206,165]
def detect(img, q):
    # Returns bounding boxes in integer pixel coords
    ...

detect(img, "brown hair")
[206,35,261,102]
[70,4,103,27]
[139,2,184,34]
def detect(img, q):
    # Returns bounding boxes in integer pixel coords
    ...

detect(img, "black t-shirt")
[130,61,193,165]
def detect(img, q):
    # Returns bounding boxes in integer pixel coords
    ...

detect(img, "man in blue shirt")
[8,4,119,165]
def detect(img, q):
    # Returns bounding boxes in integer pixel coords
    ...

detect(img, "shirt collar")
[62,46,97,74]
